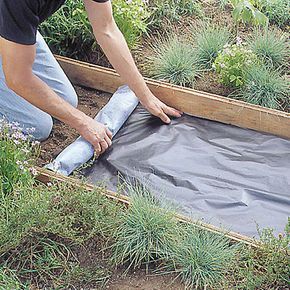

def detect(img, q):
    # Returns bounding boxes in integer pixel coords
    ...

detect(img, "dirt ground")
[38,86,111,166]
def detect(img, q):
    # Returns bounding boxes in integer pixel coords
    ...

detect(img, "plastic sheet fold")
[82,106,290,238]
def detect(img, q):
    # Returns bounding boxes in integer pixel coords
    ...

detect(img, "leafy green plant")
[230,220,290,289]
[150,0,204,28]
[192,23,233,69]
[247,28,289,69]
[111,182,180,272]
[40,0,96,59]
[255,0,290,27]
[0,120,39,195]
[163,225,238,289]
[213,43,258,87]
[113,0,151,48]
[235,65,289,110]
[146,36,201,87]
[229,0,268,26]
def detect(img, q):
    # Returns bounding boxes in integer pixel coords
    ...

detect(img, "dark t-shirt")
[0,0,108,45]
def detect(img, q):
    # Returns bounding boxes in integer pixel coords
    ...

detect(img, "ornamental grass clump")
[213,41,258,88]
[163,225,238,289]
[235,65,289,110]
[247,28,289,69]
[146,37,201,87]
[0,120,39,194]
[192,23,233,69]
[111,182,179,272]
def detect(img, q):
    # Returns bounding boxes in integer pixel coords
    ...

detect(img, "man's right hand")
[76,115,113,155]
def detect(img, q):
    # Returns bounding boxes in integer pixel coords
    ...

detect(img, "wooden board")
[56,55,290,139]
[36,167,259,248]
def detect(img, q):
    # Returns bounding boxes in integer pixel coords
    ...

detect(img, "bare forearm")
[94,23,151,103]
[10,74,87,130]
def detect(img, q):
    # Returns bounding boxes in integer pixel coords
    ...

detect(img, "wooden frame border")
[36,167,259,248]
[56,55,290,139]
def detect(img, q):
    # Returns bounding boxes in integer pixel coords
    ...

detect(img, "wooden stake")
[36,167,259,248]
[56,55,290,139]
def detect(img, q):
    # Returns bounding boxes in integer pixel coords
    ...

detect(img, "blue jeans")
[0,32,78,140]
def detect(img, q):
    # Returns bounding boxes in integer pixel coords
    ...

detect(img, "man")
[0,0,182,154]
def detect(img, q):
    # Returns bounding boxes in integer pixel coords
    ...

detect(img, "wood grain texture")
[56,55,290,139]
[36,167,259,247]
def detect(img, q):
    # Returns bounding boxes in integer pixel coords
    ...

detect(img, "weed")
[235,65,289,110]
[163,225,238,289]
[146,36,201,87]
[0,120,39,195]
[192,23,233,69]
[111,182,180,272]
[247,28,289,69]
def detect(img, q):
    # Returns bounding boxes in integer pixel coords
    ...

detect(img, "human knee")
[67,87,78,108]
[32,114,53,141]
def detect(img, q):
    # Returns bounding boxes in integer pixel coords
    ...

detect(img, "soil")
[38,86,111,167]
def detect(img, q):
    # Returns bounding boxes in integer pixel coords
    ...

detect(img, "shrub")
[0,120,39,195]
[255,0,290,27]
[235,65,289,110]
[146,37,201,87]
[111,182,180,272]
[247,28,289,69]
[150,0,204,28]
[112,0,151,49]
[213,43,258,87]
[192,23,233,69]
[164,225,238,289]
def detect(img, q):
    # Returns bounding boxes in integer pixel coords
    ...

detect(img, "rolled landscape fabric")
[46,85,139,176]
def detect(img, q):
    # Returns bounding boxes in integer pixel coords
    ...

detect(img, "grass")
[191,23,233,69]
[146,36,201,87]
[235,65,289,110]
[247,28,289,69]
[111,181,180,272]
[162,225,238,289]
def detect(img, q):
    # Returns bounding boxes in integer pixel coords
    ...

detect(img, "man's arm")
[83,0,182,123]
[0,38,112,153]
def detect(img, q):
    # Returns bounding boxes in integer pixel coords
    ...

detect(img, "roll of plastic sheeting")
[46,85,139,176]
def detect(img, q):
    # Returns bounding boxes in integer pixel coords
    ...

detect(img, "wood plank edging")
[36,167,259,248]
[56,55,290,140]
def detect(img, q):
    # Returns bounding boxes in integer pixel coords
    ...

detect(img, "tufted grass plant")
[235,65,289,110]
[111,181,180,272]
[247,28,289,69]
[163,225,238,289]
[192,23,233,69]
[146,36,201,87]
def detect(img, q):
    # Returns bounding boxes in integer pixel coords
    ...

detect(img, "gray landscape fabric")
[82,106,290,238]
